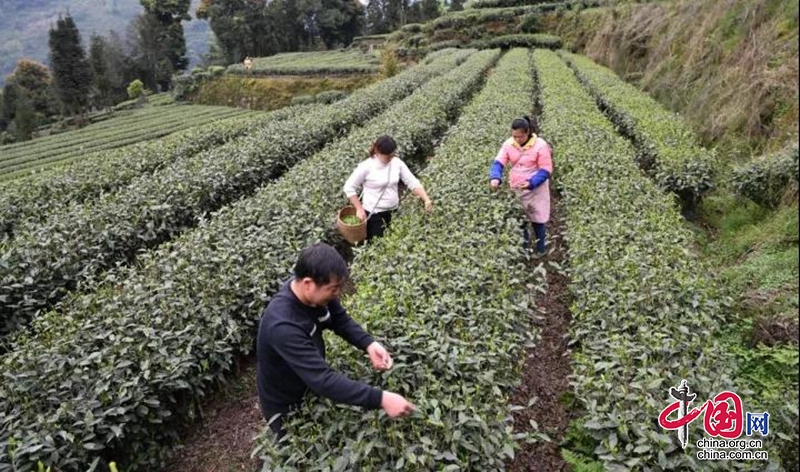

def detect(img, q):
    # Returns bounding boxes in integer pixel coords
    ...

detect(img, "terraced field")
[0,47,795,472]
[0,103,258,181]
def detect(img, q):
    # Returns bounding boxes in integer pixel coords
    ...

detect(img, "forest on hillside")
[0,0,459,143]
[0,0,210,86]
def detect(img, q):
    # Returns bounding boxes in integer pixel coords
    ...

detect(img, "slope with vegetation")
[0,0,210,88]
[0,102,254,180]
[0,0,796,470]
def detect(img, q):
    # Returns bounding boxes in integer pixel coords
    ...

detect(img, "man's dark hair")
[293,243,349,285]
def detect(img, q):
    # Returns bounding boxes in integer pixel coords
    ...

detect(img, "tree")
[197,0,281,63]
[365,0,388,34]
[11,92,36,142]
[49,13,93,116]
[314,0,365,49]
[449,0,464,12]
[104,30,138,104]
[89,35,115,108]
[5,59,56,119]
[0,83,17,131]
[199,31,229,68]
[420,0,440,21]
[129,12,181,91]
[198,0,363,58]
[384,0,408,31]
[270,0,314,51]
[139,0,191,89]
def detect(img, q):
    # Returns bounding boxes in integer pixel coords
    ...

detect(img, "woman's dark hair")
[369,135,397,157]
[511,116,541,138]
[294,243,349,285]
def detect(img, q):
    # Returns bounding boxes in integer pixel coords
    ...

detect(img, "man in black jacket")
[256,242,415,438]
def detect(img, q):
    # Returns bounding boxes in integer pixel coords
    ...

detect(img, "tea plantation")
[0,38,796,472]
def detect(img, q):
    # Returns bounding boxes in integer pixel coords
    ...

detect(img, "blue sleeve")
[489,160,505,181]
[528,169,550,189]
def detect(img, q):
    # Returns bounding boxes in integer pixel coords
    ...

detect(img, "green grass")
[697,192,798,315]
[715,317,799,470]
[692,188,799,469]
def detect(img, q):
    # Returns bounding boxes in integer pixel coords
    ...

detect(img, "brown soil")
[508,193,575,472]
[161,357,263,472]
[750,313,800,347]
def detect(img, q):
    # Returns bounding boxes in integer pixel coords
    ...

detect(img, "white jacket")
[343,157,421,213]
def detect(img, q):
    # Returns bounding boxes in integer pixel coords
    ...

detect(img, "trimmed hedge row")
[532,49,768,471]
[0,105,248,173]
[226,49,379,76]
[0,111,255,181]
[431,5,532,30]
[0,105,186,157]
[418,48,464,64]
[560,51,716,213]
[473,33,562,49]
[471,0,556,8]
[430,1,608,30]
[429,40,465,52]
[732,143,799,209]
[0,105,312,241]
[111,93,174,111]
[255,48,539,471]
[0,52,471,338]
[290,90,349,106]
[425,34,562,53]
[0,49,496,472]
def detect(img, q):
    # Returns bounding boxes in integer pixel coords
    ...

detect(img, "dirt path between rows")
[161,357,262,472]
[508,193,576,472]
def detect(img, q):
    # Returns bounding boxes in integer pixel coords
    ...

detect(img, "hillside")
[0,0,210,85]
[0,1,796,471]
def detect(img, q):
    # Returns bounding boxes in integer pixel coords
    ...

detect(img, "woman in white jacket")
[343,135,433,241]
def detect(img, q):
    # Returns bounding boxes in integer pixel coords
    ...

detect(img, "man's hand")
[367,341,393,371]
[381,391,415,418]
[490,179,500,189]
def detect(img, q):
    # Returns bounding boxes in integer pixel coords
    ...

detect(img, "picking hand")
[356,207,367,221]
[423,199,433,213]
[367,341,393,371]
[381,391,416,418]
[490,179,500,189]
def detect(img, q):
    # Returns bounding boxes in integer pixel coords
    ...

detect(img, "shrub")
[379,43,400,78]
[400,23,424,33]
[732,144,799,209]
[126,80,144,100]
[429,40,465,51]
[290,94,315,106]
[315,90,348,104]
[561,51,715,215]
[480,33,562,49]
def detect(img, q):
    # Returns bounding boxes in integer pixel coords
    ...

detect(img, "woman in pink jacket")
[489,116,553,256]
